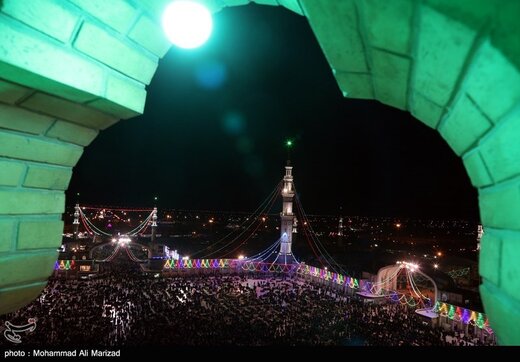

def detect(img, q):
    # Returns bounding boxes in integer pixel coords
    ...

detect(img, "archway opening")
[0,0,518,345]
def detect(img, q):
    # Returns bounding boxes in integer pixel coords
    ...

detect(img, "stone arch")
[0,0,518,344]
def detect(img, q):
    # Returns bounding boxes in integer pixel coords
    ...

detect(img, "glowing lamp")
[162,1,213,49]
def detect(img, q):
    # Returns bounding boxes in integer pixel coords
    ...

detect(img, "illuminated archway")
[0,0,518,344]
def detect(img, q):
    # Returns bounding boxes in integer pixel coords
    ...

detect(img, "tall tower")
[73,204,80,240]
[338,217,344,237]
[151,207,158,243]
[271,162,299,266]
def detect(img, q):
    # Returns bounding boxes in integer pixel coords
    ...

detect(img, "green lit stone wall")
[0,0,518,344]
[0,0,166,315]
[296,0,520,344]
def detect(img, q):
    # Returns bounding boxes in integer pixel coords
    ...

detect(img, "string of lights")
[191,181,282,258]
[294,192,346,274]
[198,182,281,259]
[247,238,281,261]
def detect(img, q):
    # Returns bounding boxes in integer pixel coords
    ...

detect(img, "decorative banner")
[54,260,76,271]
[433,301,491,331]
[163,258,233,270]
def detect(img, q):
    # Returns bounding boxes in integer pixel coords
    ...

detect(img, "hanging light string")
[294,191,342,272]
[94,244,121,262]
[79,211,96,236]
[201,182,281,259]
[369,266,405,295]
[218,191,282,259]
[406,269,426,308]
[79,207,112,236]
[193,180,282,257]
[247,237,281,261]
[407,268,431,302]
[195,182,282,258]
[127,211,154,236]
[79,206,153,212]
[125,245,146,262]
[294,191,346,274]
[79,206,154,237]
[291,191,326,269]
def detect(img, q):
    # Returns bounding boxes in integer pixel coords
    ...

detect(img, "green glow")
[286,140,293,147]
[162,1,213,49]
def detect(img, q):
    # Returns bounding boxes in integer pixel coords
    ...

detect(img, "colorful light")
[448,304,455,319]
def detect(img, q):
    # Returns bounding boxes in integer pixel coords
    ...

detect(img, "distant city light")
[261,217,266,222]
[395,223,401,228]
[182,256,190,260]
[162,1,213,49]
[434,264,439,269]
[437,251,443,257]
[286,139,293,147]
[238,255,245,260]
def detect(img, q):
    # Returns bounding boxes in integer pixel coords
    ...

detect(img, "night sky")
[67,5,479,220]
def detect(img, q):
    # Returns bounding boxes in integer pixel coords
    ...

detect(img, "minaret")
[338,217,344,237]
[73,204,80,240]
[151,207,158,243]
[279,162,295,257]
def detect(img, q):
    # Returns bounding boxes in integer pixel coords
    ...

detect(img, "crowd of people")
[0,255,496,346]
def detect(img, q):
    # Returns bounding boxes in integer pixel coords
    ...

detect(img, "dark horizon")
[66,5,479,221]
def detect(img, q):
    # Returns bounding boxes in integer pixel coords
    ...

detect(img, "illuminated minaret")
[151,207,158,243]
[279,163,295,256]
[73,204,80,240]
[338,217,344,237]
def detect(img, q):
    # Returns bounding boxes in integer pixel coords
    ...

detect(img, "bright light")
[162,1,213,49]
[238,255,245,260]
[434,264,439,269]
[261,217,266,222]
[111,238,117,243]
[395,223,401,228]
[399,261,419,272]
[286,140,293,147]
[182,256,189,260]
[437,251,443,257]
[118,236,131,245]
